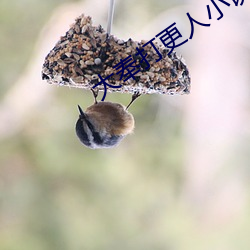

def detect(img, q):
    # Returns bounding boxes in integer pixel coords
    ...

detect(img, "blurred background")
[1,0,250,249]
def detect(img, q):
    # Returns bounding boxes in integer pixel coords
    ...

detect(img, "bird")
[75,90,140,149]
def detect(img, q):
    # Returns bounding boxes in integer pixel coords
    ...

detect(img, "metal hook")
[107,0,115,35]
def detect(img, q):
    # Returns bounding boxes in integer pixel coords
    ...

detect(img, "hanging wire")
[107,0,115,35]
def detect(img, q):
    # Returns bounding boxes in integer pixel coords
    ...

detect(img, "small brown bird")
[75,91,140,149]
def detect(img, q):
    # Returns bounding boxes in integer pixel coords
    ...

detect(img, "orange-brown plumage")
[76,92,140,149]
[85,102,134,136]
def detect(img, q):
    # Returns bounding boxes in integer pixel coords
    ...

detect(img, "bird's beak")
[77,105,86,119]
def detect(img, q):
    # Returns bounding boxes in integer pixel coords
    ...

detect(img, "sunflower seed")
[82,43,90,50]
